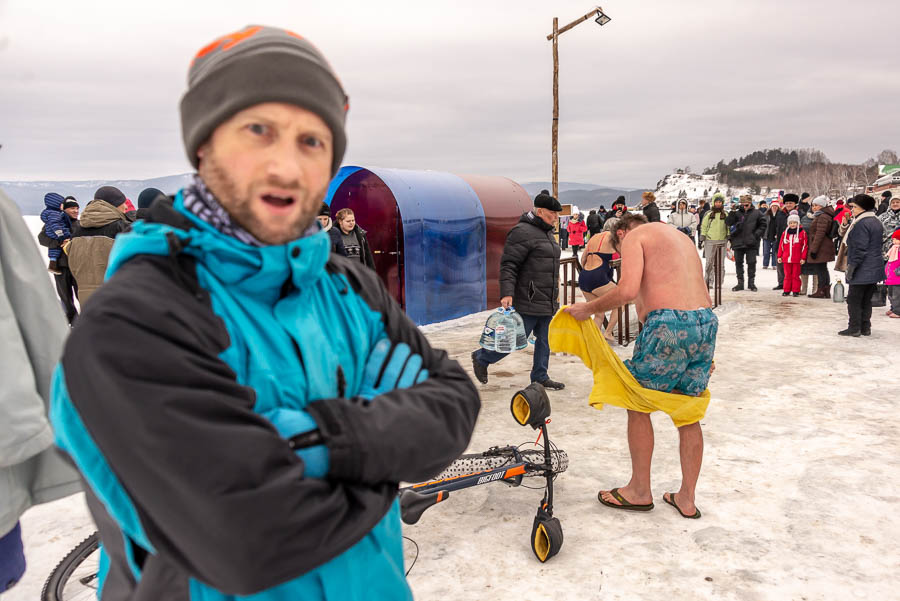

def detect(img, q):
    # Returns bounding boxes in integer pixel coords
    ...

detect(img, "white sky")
[0,0,897,186]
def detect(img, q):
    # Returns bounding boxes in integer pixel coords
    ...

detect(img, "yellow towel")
[548,310,710,427]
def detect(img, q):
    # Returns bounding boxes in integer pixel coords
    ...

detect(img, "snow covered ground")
[9,240,900,600]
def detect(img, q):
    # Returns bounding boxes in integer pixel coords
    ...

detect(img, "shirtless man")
[565,212,718,518]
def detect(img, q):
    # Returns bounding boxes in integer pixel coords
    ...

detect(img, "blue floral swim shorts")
[624,308,718,397]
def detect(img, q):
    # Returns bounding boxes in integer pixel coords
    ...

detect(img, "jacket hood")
[106,193,331,305]
[520,211,553,232]
[44,192,65,211]
[80,200,128,228]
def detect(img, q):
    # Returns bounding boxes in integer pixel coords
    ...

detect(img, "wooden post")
[552,17,559,200]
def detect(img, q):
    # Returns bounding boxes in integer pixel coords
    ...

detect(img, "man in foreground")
[50,25,479,600]
[565,213,717,519]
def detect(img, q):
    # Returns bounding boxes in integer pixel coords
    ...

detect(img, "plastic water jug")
[832,279,845,303]
[509,309,528,350]
[479,308,524,353]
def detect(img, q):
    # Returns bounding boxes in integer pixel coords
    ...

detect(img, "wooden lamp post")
[547,7,612,200]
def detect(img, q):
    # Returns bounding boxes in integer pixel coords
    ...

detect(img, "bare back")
[618,222,711,321]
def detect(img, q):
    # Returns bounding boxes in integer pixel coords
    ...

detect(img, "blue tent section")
[325,166,487,325]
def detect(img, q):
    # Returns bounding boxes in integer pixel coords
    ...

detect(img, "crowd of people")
[561,188,900,338]
[36,187,376,326]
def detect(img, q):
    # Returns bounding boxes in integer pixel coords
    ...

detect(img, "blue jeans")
[762,239,777,268]
[474,313,551,383]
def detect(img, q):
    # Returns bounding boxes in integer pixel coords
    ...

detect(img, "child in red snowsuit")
[777,212,808,296]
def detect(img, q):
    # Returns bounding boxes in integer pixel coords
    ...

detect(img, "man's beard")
[199,151,325,245]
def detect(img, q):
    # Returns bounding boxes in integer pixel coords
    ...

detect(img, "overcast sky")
[1,0,897,187]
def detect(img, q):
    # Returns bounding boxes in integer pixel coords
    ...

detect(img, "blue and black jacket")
[49,194,480,600]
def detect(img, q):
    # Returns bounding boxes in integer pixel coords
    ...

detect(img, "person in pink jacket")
[777,212,808,296]
[567,212,588,258]
[885,228,900,318]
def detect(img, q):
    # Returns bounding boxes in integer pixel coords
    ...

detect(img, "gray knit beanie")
[180,25,349,175]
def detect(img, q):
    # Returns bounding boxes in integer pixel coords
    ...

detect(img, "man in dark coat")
[840,194,885,336]
[767,193,799,289]
[134,187,166,220]
[797,192,811,217]
[696,199,711,248]
[876,190,892,216]
[806,197,837,298]
[471,190,565,390]
[586,209,602,238]
[641,191,661,222]
[726,194,766,291]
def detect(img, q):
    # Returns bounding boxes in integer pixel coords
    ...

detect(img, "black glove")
[810,252,817,260]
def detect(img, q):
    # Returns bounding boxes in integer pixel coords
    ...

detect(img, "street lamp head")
[595,8,611,26]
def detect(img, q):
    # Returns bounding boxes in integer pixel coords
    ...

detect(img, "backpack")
[38,226,60,249]
[828,219,840,240]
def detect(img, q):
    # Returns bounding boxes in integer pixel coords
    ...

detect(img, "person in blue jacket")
[39,192,71,274]
[839,194,885,336]
[49,25,480,601]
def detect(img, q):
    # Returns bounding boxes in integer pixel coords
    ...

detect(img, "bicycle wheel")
[431,448,568,480]
[41,531,101,601]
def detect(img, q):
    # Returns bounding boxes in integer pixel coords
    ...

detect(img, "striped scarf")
[182,175,265,246]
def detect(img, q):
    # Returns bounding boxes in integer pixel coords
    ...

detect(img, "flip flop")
[663,492,701,519]
[597,487,654,512]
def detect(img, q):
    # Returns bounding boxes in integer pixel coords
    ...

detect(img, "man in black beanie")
[135,187,166,220]
[877,190,892,216]
[65,186,131,305]
[50,25,478,601]
[798,192,811,217]
[472,189,566,391]
[839,194,885,336]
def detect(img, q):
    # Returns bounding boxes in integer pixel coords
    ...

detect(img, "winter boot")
[538,378,566,391]
[838,328,861,337]
[47,260,61,275]
[809,284,829,299]
[748,279,757,292]
[732,279,744,292]
[799,275,809,296]
[471,351,488,384]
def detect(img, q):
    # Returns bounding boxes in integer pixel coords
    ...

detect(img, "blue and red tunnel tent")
[325,166,531,325]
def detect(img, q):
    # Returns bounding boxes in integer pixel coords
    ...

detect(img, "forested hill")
[702,147,895,195]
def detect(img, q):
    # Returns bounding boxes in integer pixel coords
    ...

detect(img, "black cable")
[403,536,419,576]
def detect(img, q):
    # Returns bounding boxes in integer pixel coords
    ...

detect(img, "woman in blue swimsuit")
[577,230,620,342]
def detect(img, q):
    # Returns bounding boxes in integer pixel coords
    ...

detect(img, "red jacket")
[567,218,588,246]
[777,227,808,263]
[834,206,853,224]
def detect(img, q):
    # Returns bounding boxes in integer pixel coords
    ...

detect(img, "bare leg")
[600,410,654,505]
[665,422,703,515]
[581,290,605,333]
[590,282,619,341]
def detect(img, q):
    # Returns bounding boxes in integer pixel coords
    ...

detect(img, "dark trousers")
[889,285,900,314]
[846,283,876,333]
[762,239,777,268]
[474,313,551,383]
[807,262,831,290]
[732,247,757,282]
[54,267,79,324]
